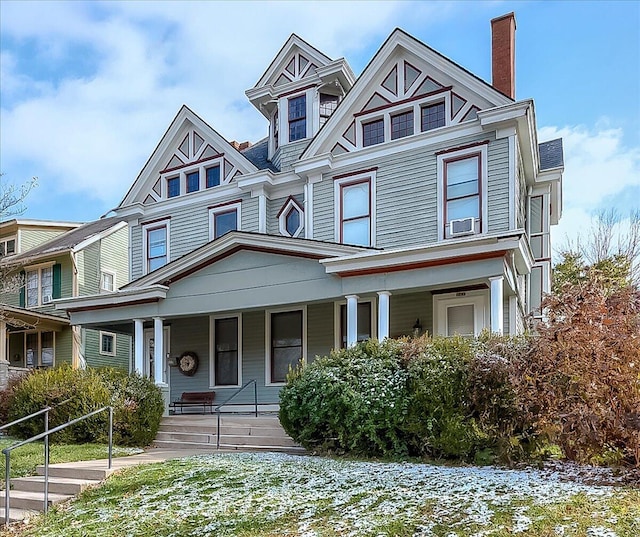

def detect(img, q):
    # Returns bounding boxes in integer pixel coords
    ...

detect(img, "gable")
[302,30,512,159]
[120,106,258,208]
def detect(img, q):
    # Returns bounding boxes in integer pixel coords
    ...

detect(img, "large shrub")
[7,365,163,447]
[279,339,409,457]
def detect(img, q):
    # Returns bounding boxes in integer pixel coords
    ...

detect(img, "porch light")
[413,318,422,337]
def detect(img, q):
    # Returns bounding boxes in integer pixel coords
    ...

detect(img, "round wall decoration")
[177,351,199,376]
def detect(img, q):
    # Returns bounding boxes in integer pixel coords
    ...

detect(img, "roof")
[8,216,125,262]
[538,138,564,170]
[241,138,279,172]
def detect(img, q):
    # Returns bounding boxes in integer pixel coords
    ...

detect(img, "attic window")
[206,166,220,188]
[0,237,16,257]
[288,95,306,142]
[362,119,384,147]
[167,177,180,198]
[391,110,414,140]
[421,101,446,131]
[186,171,200,193]
[319,94,339,126]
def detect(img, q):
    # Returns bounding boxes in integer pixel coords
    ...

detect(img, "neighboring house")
[56,14,563,412]
[0,217,130,373]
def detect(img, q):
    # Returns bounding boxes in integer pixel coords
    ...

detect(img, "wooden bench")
[169,391,216,414]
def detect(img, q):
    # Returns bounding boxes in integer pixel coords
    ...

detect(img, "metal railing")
[214,379,257,449]
[2,406,113,525]
[0,406,52,436]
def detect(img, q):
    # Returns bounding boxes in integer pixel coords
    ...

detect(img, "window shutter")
[19,270,25,307]
[52,264,62,299]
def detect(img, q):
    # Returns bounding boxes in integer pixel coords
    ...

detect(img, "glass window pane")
[167,177,180,198]
[447,157,479,198]
[214,210,237,239]
[271,347,300,384]
[447,196,479,221]
[391,111,413,140]
[186,171,199,193]
[206,166,220,188]
[26,333,37,367]
[148,228,166,257]
[363,119,384,147]
[215,318,238,386]
[285,208,300,236]
[530,266,543,312]
[447,305,474,336]
[342,183,369,219]
[289,96,306,142]
[148,256,167,272]
[530,196,543,234]
[26,271,38,307]
[530,235,543,259]
[271,311,303,383]
[343,218,370,246]
[7,240,15,254]
[41,267,52,300]
[421,102,446,131]
[289,119,306,142]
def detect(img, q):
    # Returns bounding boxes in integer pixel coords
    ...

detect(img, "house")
[0,217,130,375]
[55,14,563,413]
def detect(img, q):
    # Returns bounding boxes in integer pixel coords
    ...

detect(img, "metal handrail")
[0,407,51,434]
[214,379,257,449]
[2,406,113,526]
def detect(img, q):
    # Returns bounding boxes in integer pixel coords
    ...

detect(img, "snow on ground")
[42,452,637,536]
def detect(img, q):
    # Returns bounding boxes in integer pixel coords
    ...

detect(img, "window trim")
[24,330,56,368]
[99,331,117,357]
[390,109,414,140]
[0,236,17,257]
[288,94,307,142]
[420,100,446,132]
[186,170,200,194]
[278,197,304,238]
[209,313,242,389]
[433,290,488,337]
[24,262,55,307]
[208,201,242,240]
[333,298,377,350]
[436,144,488,241]
[334,171,376,247]
[100,269,116,293]
[160,156,224,199]
[529,260,551,318]
[142,219,170,275]
[265,306,307,387]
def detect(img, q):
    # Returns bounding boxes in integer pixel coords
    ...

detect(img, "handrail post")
[4,451,9,526]
[108,407,113,469]
[44,409,49,514]
[216,410,221,450]
[254,380,258,417]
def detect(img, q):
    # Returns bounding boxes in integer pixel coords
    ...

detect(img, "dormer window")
[362,119,384,147]
[391,110,413,140]
[0,237,16,257]
[421,101,445,131]
[206,165,220,188]
[186,171,200,193]
[167,177,180,198]
[319,93,339,126]
[288,95,306,142]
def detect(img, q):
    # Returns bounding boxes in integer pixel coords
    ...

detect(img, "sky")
[1,0,639,254]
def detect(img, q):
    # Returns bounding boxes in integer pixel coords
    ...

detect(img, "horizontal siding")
[19,229,68,252]
[277,139,309,172]
[242,196,259,233]
[487,137,510,233]
[100,226,130,289]
[78,243,100,297]
[84,329,129,370]
[389,291,433,338]
[267,194,303,236]
[307,302,334,361]
[55,328,73,366]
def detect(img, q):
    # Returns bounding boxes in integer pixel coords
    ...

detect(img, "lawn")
[20,452,640,537]
[0,437,142,483]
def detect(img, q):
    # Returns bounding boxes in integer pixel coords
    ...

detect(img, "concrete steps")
[0,506,39,524]
[10,475,101,495]
[154,414,305,454]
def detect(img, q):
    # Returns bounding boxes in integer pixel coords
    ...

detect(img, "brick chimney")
[491,12,516,99]
[231,140,251,151]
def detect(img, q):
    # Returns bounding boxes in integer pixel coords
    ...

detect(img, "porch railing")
[2,406,113,526]
[214,379,257,449]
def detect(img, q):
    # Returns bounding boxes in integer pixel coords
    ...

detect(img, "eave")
[54,285,169,313]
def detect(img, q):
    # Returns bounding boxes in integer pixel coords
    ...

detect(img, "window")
[167,177,180,198]
[0,237,16,257]
[209,202,241,240]
[273,110,279,150]
[319,93,339,126]
[288,95,306,142]
[339,302,372,348]
[268,309,304,384]
[362,119,384,147]
[391,110,414,140]
[421,102,446,131]
[100,271,115,292]
[339,179,372,246]
[529,195,550,260]
[26,331,54,368]
[445,155,480,236]
[278,197,304,238]
[211,316,241,387]
[186,171,200,193]
[144,223,168,273]
[434,291,487,337]
[529,261,550,317]
[100,331,116,356]
[26,266,53,307]
[446,305,474,336]
[206,166,221,188]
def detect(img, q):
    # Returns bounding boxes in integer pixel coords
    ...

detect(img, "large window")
[26,266,53,307]
[444,155,481,237]
[339,179,372,246]
[391,111,414,140]
[144,223,168,273]
[26,331,54,368]
[288,95,306,142]
[362,119,384,147]
[339,301,372,348]
[212,316,241,387]
[268,309,304,384]
[209,202,241,240]
[421,102,446,131]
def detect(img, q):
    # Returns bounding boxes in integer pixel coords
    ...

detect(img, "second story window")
[288,95,306,142]
[146,225,168,272]
[362,119,384,147]
[340,179,372,246]
[206,165,221,188]
[0,237,16,257]
[167,177,180,198]
[186,171,200,193]
[421,101,446,131]
[391,111,414,140]
[445,155,481,237]
[209,202,241,240]
[26,266,53,307]
[100,271,115,292]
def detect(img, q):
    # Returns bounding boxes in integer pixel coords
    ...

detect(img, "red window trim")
[146,223,167,272]
[420,100,446,132]
[212,208,238,239]
[443,153,482,234]
[339,178,372,245]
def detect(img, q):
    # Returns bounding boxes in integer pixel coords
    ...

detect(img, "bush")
[7,365,163,447]
[279,339,409,457]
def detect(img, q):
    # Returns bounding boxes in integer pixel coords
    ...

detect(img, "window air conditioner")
[42,294,53,304]
[450,217,475,236]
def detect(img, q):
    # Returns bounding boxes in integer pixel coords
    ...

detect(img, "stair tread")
[0,507,40,523]
[12,476,101,485]
[0,490,70,501]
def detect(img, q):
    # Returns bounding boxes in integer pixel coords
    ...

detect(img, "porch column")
[377,291,391,340]
[489,276,504,335]
[345,294,359,348]
[133,318,144,375]
[153,317,165,385]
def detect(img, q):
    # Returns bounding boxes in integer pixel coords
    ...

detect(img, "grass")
[0,437,142,484]
[18,452,640,537]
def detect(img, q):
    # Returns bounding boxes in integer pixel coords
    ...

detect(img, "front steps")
[154,414,305,454]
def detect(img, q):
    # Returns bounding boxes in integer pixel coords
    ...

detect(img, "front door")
[143,327,171,384]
